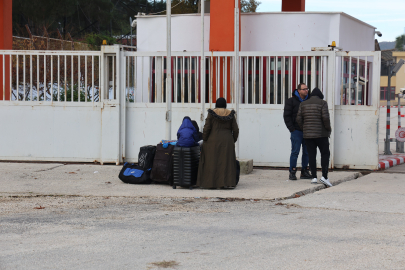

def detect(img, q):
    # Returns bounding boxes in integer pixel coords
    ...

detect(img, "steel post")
[397,93,404,153]
[200,0,205,131]
[165,0,172,140]
[234,0,239,159]
[384,65,392,155]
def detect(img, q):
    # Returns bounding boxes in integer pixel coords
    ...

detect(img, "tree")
[156,0,199,15]
[395,34,405,51]
[12,0,166,40]
[241,0,261,13]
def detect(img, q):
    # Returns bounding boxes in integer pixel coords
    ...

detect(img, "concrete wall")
[339,14,375,51]
[241,12,341,51]
[12,36,91,51]
[136,12,376,52]
[137,14,210,52]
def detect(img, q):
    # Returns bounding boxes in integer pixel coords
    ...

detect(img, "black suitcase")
[138,145,156,170]
[172,146,200,189]
[150,144,175,185]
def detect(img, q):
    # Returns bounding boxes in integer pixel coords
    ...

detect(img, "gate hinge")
[166,111,170,121]
[200,113,204,121]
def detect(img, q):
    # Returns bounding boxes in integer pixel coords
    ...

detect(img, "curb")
[379,155,405,169]
[283,172,362,200]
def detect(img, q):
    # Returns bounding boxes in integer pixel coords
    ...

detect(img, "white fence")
[0,46,381,169]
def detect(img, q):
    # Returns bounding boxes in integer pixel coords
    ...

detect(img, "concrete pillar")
[209,0,240,103]
[282,0,305,12]
[0,0,12,100]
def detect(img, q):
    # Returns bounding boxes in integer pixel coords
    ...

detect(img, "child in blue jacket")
[177,116,199,147]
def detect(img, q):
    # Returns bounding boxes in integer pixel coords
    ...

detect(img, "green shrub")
[84,33,117,50]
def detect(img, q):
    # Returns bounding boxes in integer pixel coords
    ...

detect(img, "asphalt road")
[1,170,405,270]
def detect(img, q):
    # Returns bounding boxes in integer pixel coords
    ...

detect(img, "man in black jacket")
[296,88,333,187]
[283,83,312,180]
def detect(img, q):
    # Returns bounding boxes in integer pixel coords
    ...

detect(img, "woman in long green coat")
[197,98,239,188]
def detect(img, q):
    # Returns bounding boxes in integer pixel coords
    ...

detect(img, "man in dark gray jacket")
[296,88,333,187]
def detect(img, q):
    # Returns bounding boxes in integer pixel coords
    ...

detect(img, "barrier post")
[397,91,404,153]
[384,64,392,155]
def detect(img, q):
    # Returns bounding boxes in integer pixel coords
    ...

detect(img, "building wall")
[380,76,396,87]
[339,13,375,51]
[380,52,405,105]
[393,52,405,92]
[137,14,210,52]
[241,12,340,51]
[136,12,376,52]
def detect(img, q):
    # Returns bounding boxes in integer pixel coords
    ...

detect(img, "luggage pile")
[118,143,239,189]
[118,142,200,188]
[118,115,239,189]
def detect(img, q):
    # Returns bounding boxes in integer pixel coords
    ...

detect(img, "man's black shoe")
[300,169,312,179]
[289,170,297,180]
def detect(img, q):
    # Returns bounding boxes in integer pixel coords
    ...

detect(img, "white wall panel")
[125,103,204,162]
[241,13,340,51]
[334,106,379,169]
[0,103,103,162]
[339,14,375,51]
[137,14,210,52]
[101,103,121,164]
[238,105,291,166]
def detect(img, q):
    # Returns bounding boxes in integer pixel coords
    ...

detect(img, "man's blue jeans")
[289,130,309,171]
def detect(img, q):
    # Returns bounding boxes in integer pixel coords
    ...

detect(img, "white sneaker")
[311,178,318,184]
[320,177,333,187]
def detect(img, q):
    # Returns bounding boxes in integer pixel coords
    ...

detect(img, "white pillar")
[234,0,240,158]
[166,0,172,139]
[200,0,205,131]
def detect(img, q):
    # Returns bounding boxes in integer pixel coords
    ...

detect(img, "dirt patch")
[148,260,179,269]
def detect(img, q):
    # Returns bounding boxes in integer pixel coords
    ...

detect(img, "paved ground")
[1,162,405,269]
[0,163,359,200]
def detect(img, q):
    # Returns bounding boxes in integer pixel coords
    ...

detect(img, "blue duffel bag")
[119,163,152,184]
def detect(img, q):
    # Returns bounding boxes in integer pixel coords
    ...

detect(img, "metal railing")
[239,53,327,105]
[0,50,102,102]
[336,52,377,106]
[124,51,335,105]
[0,49,379,107]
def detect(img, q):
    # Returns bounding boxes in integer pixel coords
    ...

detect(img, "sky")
[256,0,405,42]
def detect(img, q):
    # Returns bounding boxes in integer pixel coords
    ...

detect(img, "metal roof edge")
[135,13,209,19]
[136,11,376,29]
[339,12,376,30]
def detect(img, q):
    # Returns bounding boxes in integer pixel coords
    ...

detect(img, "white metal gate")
[0,47,122,164]
[333,51,380,169]
[0,46,381,169]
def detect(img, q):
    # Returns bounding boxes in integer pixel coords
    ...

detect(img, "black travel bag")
[172,146,200,189]
[118,163,152,184]
[150,144,175,185]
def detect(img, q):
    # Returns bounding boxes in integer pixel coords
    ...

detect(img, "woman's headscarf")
[215,97,227,109]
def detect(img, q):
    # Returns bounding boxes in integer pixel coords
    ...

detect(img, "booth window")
[380,87,395,100]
